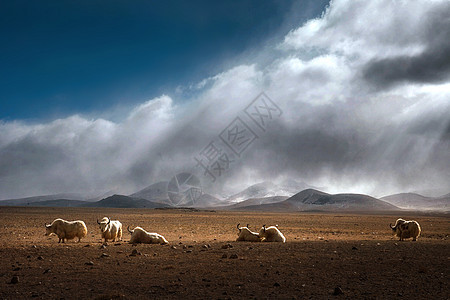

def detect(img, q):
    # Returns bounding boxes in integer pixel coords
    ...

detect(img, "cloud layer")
[1,0,449,199]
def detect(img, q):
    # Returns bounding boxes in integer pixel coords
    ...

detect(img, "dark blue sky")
[0,0,328,121]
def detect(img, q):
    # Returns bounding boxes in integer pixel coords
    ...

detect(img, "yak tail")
[127,226,134,234]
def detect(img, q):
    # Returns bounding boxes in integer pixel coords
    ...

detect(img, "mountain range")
[0,193,85,206]
[226,179,320,202]
[0,180,448,212]
[130,181,224,207]
[225,189,398,212]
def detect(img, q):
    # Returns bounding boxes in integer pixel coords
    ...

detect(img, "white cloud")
[283,0,438,59]
[0,0,449,199]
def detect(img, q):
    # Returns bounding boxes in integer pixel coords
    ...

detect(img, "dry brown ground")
[0,207,448,299]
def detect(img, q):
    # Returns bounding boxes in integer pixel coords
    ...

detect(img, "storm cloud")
[1,0,449,200]
[362,3,450,88]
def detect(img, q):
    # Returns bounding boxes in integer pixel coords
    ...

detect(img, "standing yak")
[97,217,122,243]
[390,218,421,241]
[45,218,87,243]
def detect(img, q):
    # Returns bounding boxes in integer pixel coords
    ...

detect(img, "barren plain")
[0,207,448,299]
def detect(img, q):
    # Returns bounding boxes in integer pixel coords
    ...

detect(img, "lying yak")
[45,218,87,243]
[390,218,421,241]
[259,224,286,243]
[236,223,261,242]
[97,217,122,243]
[127,226,168,244]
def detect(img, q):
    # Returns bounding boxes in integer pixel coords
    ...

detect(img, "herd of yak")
[43,217,421,245]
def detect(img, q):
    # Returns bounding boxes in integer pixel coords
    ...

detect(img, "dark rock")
[273,282,281,287]
[221,243,233,249]
[332,286,344,295]
[100,253,110,258]
[229,254,238,259]
[352,246,358,250]
[37,256,44,260]
[10,276,19,284]
[130,249,142,256]
[85,261,94,266]
[222,254,228,259]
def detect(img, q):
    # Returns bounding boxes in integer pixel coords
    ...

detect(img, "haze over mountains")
[380,193,450,211]
[226,180,320,202]
[224,189,398,212]
[0,180,448,212]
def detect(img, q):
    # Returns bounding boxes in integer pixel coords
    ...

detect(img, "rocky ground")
[0,207,448,299]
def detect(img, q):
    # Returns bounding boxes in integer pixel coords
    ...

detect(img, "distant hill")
[130,182,223,208]
[227,180,320,202]
[286,189,397,211]
[231,189,398,212]
[130,181,169,202]
[81,194,170,209]
[0,193,84,206]
[0,194,171,209]
[411,188,450,198]
[29,199,90,207]
[381,193,450,211]
[223,196,289,210]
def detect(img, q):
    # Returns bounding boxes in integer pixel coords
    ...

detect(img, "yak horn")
[390,223,394,229]
[263,224,266,232]
[127,226,133,234]
[107,218,111,225]
[237,223,240,230]
[97,219,100,225]
[246,224,249,228]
